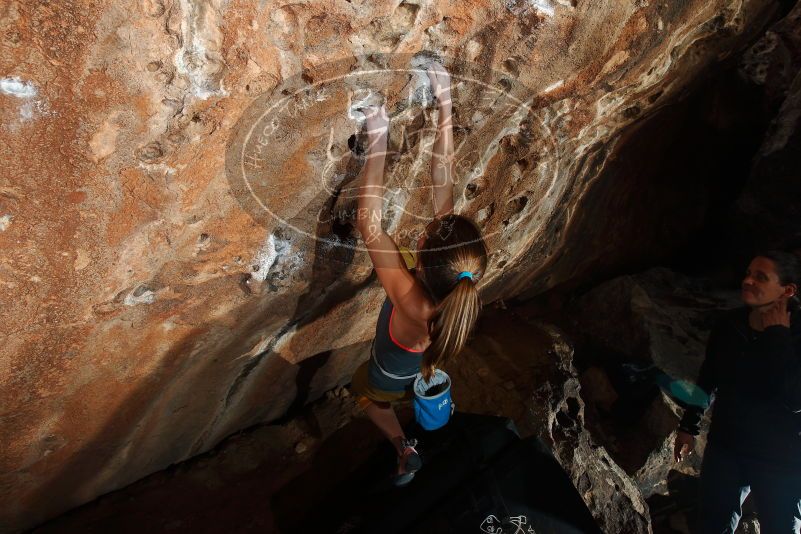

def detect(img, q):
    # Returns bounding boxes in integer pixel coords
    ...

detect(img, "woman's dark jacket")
[679,307,801,468]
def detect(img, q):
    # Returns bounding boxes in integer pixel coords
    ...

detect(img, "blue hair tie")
[456,271,474,282]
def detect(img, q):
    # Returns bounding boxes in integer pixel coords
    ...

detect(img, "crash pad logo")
[481,514,537,534]
[225,52,555,260]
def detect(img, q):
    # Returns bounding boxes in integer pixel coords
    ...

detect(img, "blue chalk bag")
[413,369,455,431]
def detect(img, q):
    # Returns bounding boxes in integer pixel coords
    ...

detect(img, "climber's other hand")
[426,62,451,104]
[364,104,389,139]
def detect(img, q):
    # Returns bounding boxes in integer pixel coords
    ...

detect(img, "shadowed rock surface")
[571,269,728,497]
[30,302,640,533]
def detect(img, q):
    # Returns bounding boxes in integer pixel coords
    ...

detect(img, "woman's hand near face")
[761,296,791,328]
[673,430,695,463]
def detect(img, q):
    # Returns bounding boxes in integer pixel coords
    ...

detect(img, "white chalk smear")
[174,0,229,100]
[0,214,11,231]
[252,233,293,282]
[0,77,37,98]
[542,80,564,93]
[530,0,555,17]
[124,289,156,306]
[138,162,177,176]
[506,0,555,17]
[252,234,277,282]
[1,77,54,123]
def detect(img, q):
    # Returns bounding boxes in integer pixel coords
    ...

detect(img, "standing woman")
[673,251,801,532]
[349,63,489,486]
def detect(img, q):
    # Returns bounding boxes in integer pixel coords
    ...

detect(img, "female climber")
[673,250,801,532]
[349,62,489,487]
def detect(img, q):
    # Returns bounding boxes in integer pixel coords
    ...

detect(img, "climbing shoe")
[393,438,422,487]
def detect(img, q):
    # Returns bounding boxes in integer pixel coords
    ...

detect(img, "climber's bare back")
[389,285,434,352]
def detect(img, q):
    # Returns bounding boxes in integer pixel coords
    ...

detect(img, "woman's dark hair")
[417,214,488,380]
[758,250,801,312]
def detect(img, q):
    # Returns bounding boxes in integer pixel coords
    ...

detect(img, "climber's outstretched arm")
[428,62,454,219]
[356,106,423,310]
[355,105,391,250]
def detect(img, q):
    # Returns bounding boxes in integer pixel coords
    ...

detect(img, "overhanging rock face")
[0,0,784,530]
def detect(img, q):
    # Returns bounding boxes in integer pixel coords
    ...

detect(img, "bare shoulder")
[393,282,436,326]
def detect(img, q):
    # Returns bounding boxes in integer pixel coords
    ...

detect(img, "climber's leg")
[359,397,421,485]
[350,362,420,481]
[361,397,404,455]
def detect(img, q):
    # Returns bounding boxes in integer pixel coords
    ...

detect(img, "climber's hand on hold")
[673,430,694,463]
[363,104,389,140]
[426,62,451,106]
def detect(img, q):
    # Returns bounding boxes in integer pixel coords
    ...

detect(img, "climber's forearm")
[356,132,388,234]
[431,101,454,218]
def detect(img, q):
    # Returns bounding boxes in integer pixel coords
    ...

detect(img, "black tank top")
[366,296,426,392]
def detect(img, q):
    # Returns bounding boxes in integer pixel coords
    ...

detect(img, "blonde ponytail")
[417,214,488,381]
[421,275,482,381]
